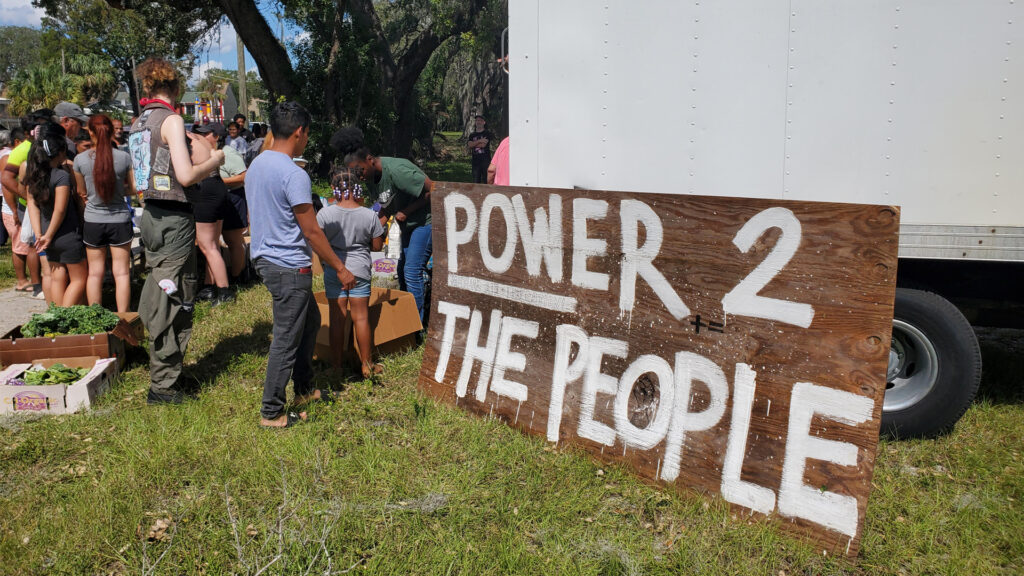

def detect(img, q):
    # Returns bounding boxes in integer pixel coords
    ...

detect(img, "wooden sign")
[419,183,900,556]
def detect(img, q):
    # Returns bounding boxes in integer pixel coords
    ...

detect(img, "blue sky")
[0,0,308,84]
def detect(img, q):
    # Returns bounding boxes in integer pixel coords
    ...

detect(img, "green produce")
[23,364,90,386]
[21,304,121,338]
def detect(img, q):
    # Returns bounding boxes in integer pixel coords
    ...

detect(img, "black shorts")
[83,220,133,247]
[193,176,232,223]
[47,231,86,264]
[223,188,248,231]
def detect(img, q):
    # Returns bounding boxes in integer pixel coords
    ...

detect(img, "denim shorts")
[323,267,371,299]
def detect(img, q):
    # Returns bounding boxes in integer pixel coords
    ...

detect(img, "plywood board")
[419,182,900,556]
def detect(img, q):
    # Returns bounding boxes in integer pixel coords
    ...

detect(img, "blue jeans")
[324,270,371,299]
[398,223,432,324]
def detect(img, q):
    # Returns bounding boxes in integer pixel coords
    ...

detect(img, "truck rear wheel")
[882,288,982,438]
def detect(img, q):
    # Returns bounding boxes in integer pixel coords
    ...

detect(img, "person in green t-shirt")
[331,126,433,324]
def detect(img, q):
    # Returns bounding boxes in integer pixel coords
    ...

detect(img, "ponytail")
[88,114,116,203]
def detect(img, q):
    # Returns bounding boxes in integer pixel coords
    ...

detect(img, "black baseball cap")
[193,122,226,138]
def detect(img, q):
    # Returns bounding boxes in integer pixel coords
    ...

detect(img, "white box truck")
[507,0,1024,437]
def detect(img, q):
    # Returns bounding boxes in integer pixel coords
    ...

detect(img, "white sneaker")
[32,289,45,300]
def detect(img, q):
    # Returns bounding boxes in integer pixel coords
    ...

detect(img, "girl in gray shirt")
[316,166,386,377]
[72,114,136,312]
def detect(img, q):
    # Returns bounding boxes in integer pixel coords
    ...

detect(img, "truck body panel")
[510,0,1024,260]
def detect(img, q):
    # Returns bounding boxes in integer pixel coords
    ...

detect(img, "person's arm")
[124,163,136,197]
[394,175,433,223]
[0,157,19,219]
[2,185,19,222]
[36,179,71,252]
[70,159,87,213]
[371,234,385,252]
[1,163,20,204]
[221,170,246,186]
[73,170,88,204]
[2,185,18,218]
[293,203,356,289]
[487,160,497,184]
[162,115,224,187]
[18,163,29,203]
[27,194,44,250]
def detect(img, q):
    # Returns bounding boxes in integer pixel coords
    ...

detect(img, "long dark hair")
[87,114,116,202]
[23,122,67,206]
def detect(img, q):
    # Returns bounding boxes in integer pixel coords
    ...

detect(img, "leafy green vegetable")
[21,304,121,338]
[23,364,90,386]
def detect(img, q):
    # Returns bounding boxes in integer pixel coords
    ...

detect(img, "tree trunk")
[122,66,140,116]
[216,0,297,100]
[323,1,348,125]
[347,0,488,157]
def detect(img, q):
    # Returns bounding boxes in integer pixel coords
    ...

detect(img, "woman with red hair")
[73,114,136,312]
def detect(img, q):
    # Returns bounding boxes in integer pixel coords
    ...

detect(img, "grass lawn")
[426,131,474,183]
[0,245,16,291]
[0,152,1021,574]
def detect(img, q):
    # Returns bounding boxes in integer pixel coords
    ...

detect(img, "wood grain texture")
[419,183,900,556]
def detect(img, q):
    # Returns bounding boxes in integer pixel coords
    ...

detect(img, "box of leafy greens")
[0,305,142,367]
[0,356,118,414]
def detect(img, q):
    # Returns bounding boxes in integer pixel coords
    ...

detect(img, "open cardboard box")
[0,312,142,367]
[0,356,118,414]
[313,287,422,364]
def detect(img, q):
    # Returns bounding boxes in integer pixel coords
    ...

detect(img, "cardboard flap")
[112,313,142,346]
[0,364,33,383]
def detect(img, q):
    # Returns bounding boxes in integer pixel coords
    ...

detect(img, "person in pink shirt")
[487,136,509,185]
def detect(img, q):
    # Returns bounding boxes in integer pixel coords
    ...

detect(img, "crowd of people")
[1,104,137,310]
[0,57,455,429]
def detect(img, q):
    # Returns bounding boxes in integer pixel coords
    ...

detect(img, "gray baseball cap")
[54,101,89,123]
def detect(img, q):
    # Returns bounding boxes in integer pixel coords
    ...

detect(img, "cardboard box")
[0,356,119,414]
[313,287,422,364]
[0,312,142,367]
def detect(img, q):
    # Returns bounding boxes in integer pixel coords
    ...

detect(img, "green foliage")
[33,0,221,112]
[67,53,118,102]
[5,61,81,115]
[5,52,117,114]
[311,178,333,198]
[21,303,121,338]
[283,0,507,165]
[0,26,44,88]
[22,364,90,386]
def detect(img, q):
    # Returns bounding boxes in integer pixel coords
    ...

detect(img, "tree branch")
[217,0,297,99]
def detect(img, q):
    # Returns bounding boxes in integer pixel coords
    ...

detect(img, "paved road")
[0,287,47,337]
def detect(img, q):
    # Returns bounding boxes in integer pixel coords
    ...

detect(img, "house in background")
[0,97,14,129]
[180,84,239,123]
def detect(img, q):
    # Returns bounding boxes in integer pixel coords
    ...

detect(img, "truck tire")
[881,288,982,438]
